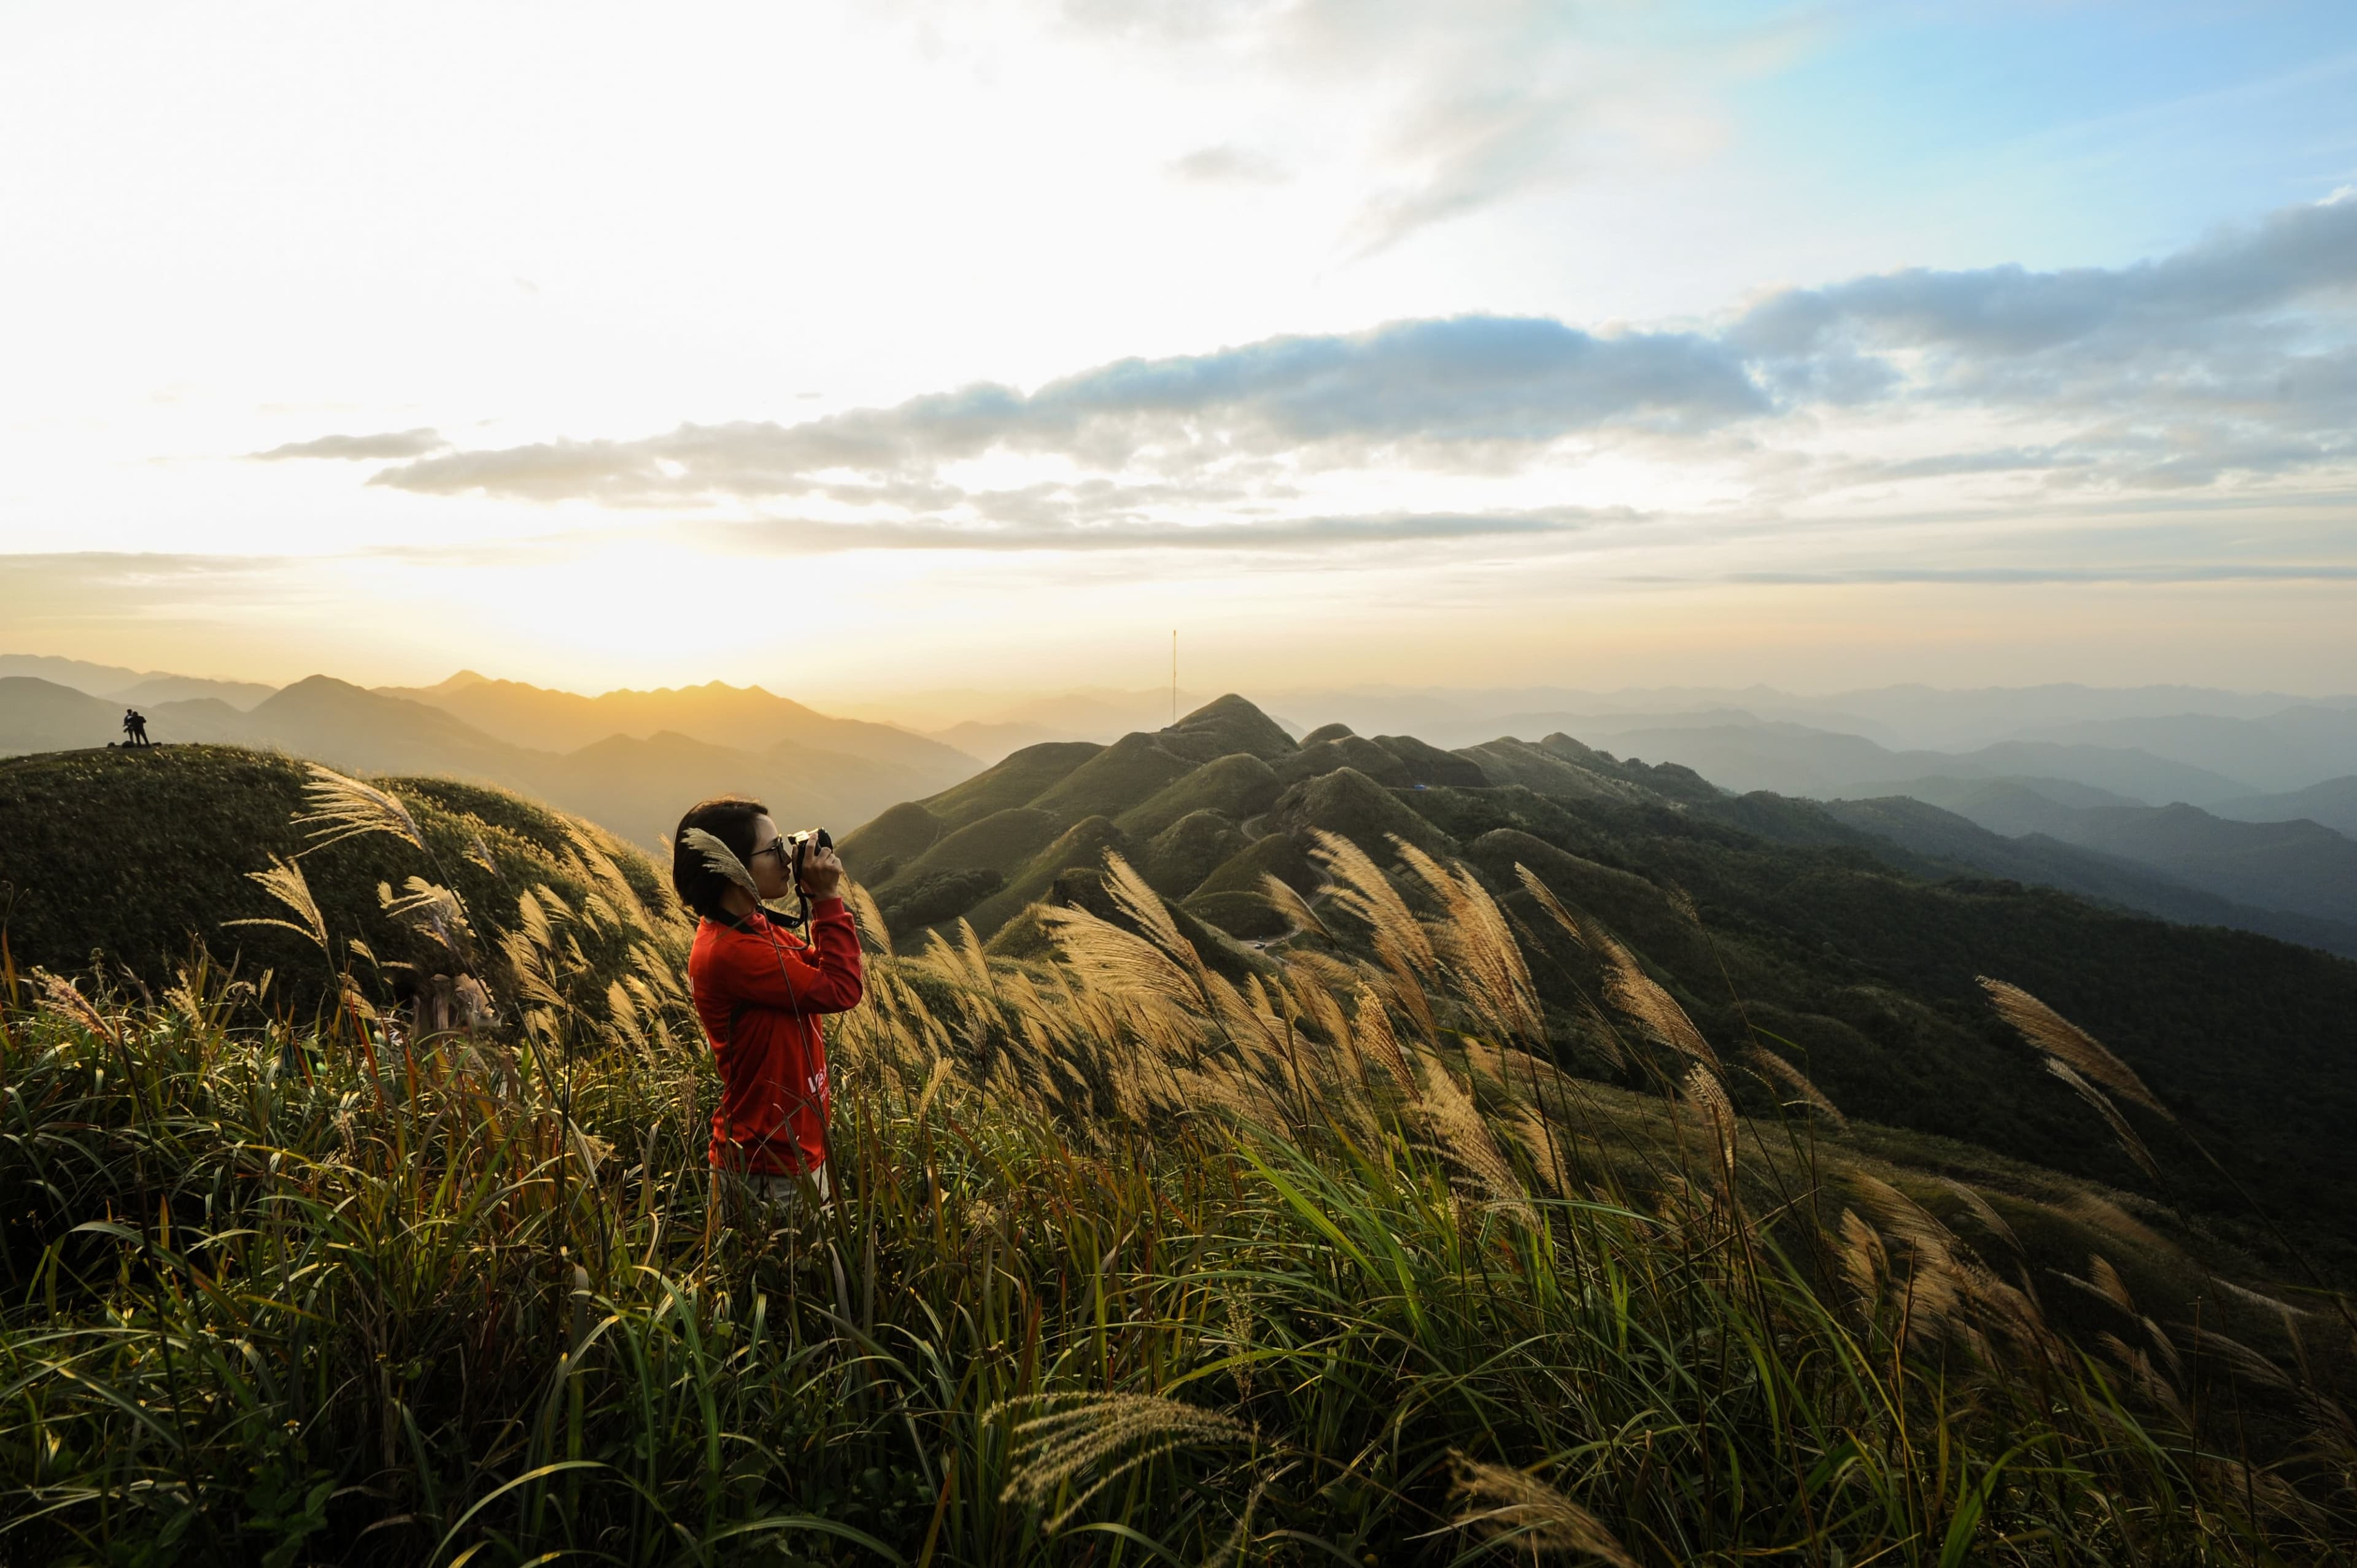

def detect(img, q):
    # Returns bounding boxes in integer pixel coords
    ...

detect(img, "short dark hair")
[671,796,770,921]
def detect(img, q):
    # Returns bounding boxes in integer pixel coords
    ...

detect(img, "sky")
[1,1,2353,704]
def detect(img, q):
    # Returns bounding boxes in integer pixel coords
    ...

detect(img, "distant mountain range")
[1809,775,2357,938]
[2217,774,2357,838]
[12,654,2357,938]
[0,671,976,849]
[9,678,2357,1260]
[833,693,2357,1263]
[1568,719,2264,805]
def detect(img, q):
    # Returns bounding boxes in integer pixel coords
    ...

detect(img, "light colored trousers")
[726,1163,830,1224]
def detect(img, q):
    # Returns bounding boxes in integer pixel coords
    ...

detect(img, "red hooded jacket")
[687,898,864,1175]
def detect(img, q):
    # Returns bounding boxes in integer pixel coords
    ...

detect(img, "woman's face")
[744,814,795,901]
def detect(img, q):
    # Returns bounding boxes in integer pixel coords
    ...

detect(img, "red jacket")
[688,898,864,1175]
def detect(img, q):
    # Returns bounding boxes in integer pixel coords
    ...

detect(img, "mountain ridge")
[827,691,2357,1269]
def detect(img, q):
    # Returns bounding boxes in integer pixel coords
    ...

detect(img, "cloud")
[368,314,1766,502]
[252,428,447,461]
[1735,192,2357,363]
[335,194,2357,543]
[1166,145,1289,185]
[702,504,1625,554]
[1726,564,2357,585]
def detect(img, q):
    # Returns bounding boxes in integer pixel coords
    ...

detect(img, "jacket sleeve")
[711,900,865,1014]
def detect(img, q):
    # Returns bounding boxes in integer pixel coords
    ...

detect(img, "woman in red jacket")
[671,796,864,1221]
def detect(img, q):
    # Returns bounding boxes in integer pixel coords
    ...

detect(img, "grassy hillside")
[0,745,677,1027]
[4,789,2351,1562]
[837,697,2357,1276]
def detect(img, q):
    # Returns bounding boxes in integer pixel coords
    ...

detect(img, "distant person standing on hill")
[671,796,862,1223]
[122,709,150,747]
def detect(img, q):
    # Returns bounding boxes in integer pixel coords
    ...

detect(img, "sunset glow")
[4,2,2353,700]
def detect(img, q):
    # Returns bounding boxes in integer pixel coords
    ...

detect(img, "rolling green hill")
[0,744,677,1022]
[10,705,2357,1275]
[841,696,2357,1273]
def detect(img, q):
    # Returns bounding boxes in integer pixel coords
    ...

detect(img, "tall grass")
[0,790,2350,1564]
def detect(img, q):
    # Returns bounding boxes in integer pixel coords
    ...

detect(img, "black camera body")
[785,827,832,882]
[761,828,832,927]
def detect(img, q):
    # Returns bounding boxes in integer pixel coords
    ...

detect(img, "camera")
[784,827,832,882]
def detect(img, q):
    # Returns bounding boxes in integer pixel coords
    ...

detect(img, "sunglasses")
[751,838,791,868]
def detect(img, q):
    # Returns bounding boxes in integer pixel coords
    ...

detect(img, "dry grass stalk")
[225,854,331,956]
[1419,1066,1537,1226]
[1513,863,1589,949]
[914,1056,956,1121]
[1682,1064,1738,1180]
[1937,1178,2021,1258]
[1662,882,1701,925]
[1399,843,1545,1045]
[1103,854,1203,983]
[842,880,893,957]
[2089,1253,2138,1315]
[379,876,474,959]
[1309,832,1439,1000]
[1350,984,1420,1102]
[1260,874,1329,940]
[1039,905,1198,1016]
[295,764,427,854]
[1850,1173,1969,1339]
[2045,1060,2161,1178]
[1449,1454,1638,1567]
[1592,925,1719,1070]
[1743,1046,1847,1130]
[1837,1209,1887,1307]
[993,1393,1257,1532]
[1980,978,2169,1118]
[36,971,120,1046]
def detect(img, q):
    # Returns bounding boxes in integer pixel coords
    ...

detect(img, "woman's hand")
[797,844,846,902]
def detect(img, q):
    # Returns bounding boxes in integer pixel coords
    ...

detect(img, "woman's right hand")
[797,844,846,902]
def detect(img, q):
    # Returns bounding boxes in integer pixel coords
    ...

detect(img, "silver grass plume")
[1514,862,1587,950]
[295,764,426,854]
[1683,1062,1738,1180]
[36,970,119,1046]
[1593,924,1719,1070]
[990,1392,1258,1532]
[842,879,894,957]
[681,827,759,895]
[1102,852,1198,976]
[1979,977,2169,1118]
[1449,1453,1637,1567]
[1259,873,1329,940]
[379,875,474,959]
[1938,1178,2022,1258]
[2046,1059,2161,1177]
[1308,830,1438,978]
[1743,1045,1847,1130]
[225,854,331,955]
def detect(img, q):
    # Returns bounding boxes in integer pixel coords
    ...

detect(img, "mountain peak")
[1161,693,1295,763]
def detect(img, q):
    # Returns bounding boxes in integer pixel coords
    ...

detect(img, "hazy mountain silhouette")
[2018,708,2357,795]
[378,671,972,776]
[2214,774,2357,838]
[0,672,975,850]
[1584,720,2259,805]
